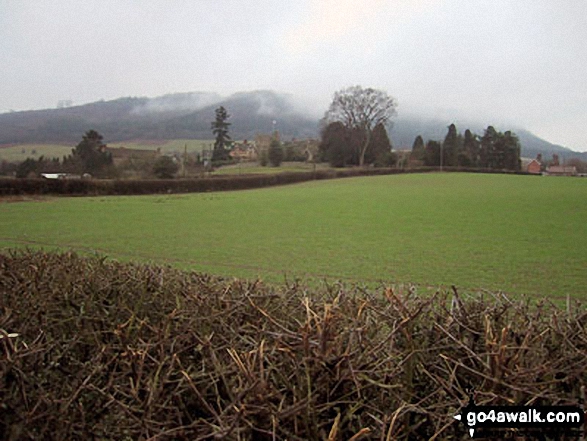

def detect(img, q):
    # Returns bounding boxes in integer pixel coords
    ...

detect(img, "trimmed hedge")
[1,250,585,440]
[0,167,535,197]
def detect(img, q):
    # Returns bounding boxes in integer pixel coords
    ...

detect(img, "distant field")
[108,139,212,154]
[0,139,213,162]
[0,144,72,162]
[1,173,585,299]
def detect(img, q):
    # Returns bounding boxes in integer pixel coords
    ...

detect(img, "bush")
[1,249,585,440]
[153,156,179,179]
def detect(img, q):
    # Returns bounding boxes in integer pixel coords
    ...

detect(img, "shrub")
[1,250,585,440]
[153,156,179,179]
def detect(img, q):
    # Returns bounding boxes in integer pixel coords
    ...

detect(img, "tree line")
[411,124,522,171]
[9,86,525,178]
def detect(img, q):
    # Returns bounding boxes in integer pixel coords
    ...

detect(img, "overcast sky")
[1,0,586,151]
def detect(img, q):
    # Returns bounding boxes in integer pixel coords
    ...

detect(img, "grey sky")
[1,0,586,151]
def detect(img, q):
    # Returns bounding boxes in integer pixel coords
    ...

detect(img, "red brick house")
[527,159,542,174]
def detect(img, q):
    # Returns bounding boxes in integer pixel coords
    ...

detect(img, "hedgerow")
[0,167,535,197]
[1,250,584,439]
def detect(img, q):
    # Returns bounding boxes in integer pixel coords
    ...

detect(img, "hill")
[1,91,585,160]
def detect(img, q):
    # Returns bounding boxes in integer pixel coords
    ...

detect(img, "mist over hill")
[1,91,584,160]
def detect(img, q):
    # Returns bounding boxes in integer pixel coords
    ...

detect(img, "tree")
[318,121,356,167]
[411,135,425,161]
[442,124,462,167]
[462,129,479,167]
[501,131,521,171]
[566,158,587,173]
[424,140,441,166]
[70,130,112,174]
[478,126,521,171]
[365,123,393,165]
[479,126,498,169]
[211,106,231,162]
[323,86,397,166]
[153,156,179,179]
[16,158,38,178]
[268,139,284,167]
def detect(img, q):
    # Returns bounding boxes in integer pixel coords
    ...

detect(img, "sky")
[1,0,586,151]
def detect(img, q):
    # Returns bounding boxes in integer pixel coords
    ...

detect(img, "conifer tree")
[211,106,231,162]
[411,135,425,161]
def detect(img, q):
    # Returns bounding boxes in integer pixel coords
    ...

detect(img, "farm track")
[0,236,571,302]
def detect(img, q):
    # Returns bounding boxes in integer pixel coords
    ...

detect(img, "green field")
[108,139,211,154]
[0,139,212,162]
[1,173,585,298]
[0,144,73,162]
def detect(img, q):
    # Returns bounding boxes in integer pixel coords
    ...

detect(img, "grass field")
[0,139,212,162]
[108,139,211,154]
[0,144,73,162]
[1,173,585,298]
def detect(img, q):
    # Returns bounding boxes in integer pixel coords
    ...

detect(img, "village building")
[526,159,542,174]
[546,165,577,176]
[229,140,257,161]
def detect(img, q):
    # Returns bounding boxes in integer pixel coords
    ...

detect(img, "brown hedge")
[1,250,584,440]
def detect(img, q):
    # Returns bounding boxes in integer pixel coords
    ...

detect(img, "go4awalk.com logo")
[454,401,585,438]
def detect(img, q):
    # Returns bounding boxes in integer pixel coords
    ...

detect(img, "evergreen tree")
[462,129,479,167]
[15,158,38,178]
[479,126,498,169]
[424,140,441,166]
[365,123,393,165]
[502,131,521,171]
[268,139,284,167]
[411,135,425,161]
[211,106,231,162]
[318,122,357,167]
[442,123,461,167]
[70,130,112,174]
[478,126,521,171]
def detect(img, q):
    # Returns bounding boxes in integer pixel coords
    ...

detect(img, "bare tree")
[323,86,397,166]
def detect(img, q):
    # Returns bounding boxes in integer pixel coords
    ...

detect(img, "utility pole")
[183,143,187,178]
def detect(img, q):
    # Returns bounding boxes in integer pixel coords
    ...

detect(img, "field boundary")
[0,166,536,197]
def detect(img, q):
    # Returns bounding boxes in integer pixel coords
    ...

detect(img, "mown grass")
[0,173,585,299]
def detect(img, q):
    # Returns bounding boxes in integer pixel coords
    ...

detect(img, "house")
[229,140,257,161]
[527,159,542,174]
[546,165,577,176]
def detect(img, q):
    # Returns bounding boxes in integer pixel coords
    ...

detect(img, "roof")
[546,166,577,174]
